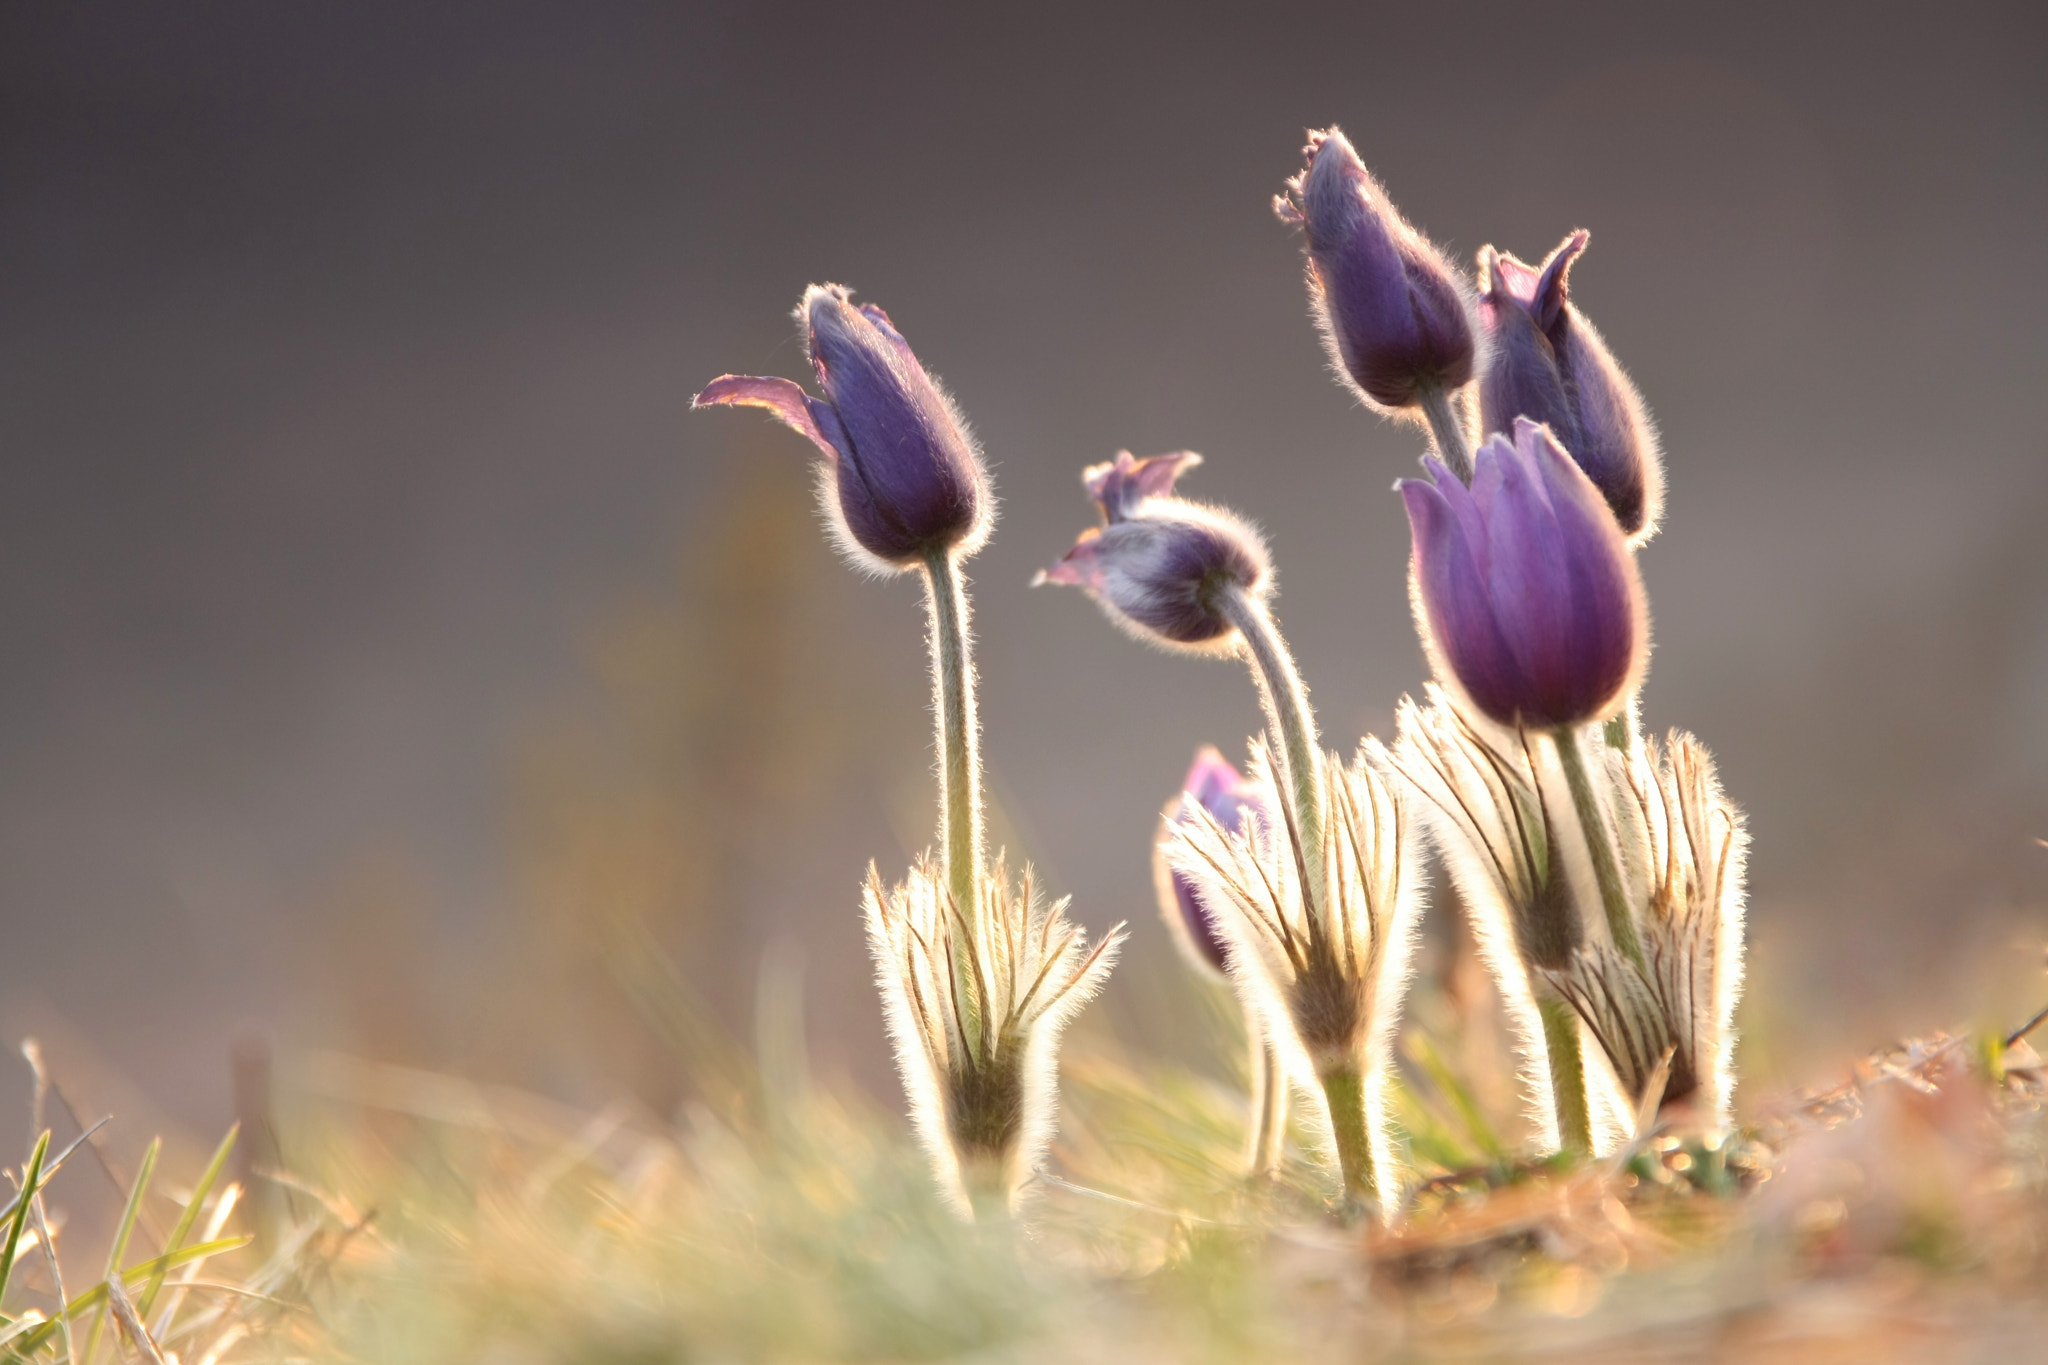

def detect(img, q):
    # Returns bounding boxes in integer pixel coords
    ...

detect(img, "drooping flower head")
[1276,128,1476,413]
[1478,233,1663,540]
[1154,746,1267,978]
[693,284,991,572]
[1400,418,1647,730]
[1037,451,1270,652]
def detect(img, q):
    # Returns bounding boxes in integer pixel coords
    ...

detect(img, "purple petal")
[1182,745,1257,830]
[1169,868,1233,975]
[1531,231,1588,338]
[1527,423,1642,718]
[1485,247,1543,306]
[1083,450,1203,522]
[1037,529,1105,591]
[1401,476,1521,725]
[1477,248,1577,450]
[1555,312,1658,537]
[1484,429,1579,721]
[691,374,842,462]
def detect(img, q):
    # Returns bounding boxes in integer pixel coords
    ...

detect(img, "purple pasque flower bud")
[693,284,991,572]
[1036,451,1270,651]
[1155,746,1267,977]
[1399,418,1647,730]
[1478,232,1662,540]
[1275,128,1476,413]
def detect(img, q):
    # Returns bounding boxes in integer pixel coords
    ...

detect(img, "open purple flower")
[1157,746,1266,977]
[1478,233,1662,540]
[1399,418,1646,730]
[1036,451,1270,650]
[1276,128,1475,413]
[693,284,991,571]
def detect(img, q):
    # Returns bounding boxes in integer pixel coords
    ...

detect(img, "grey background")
[3,0,2045,1141]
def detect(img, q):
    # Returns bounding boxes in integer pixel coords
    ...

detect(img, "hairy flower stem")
[1217,587,1326,915]
[923,551,985,928]
[1550,724,1642,966]
[1539,994,1593,1154]
[1247,1024,1287,1178]
[1416,379,1474,486]
[1319,1062,1375,1209]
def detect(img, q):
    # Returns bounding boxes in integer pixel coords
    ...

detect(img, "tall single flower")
[1155,747,1266,978]
[1477,233,1663,540]
[1035,450,1270,651]
[1399,418,1647,731]
[1276,128,1476,415]
[693,284,991,572]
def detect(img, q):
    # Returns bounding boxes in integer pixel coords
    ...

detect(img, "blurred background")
[2,0,2045,1147]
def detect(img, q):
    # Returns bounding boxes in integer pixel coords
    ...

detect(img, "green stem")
[1246,1019,1287,1178]
[1539,995,1592,1155]
[923,552,984,928]
[1549,723,1641,966]
[1216,587,1325,915]
[959,1158,1013,1222]
[1415,379,1474,486]
[1319,1063,1375,1210]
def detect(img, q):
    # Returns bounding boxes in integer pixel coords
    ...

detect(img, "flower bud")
[1036,451,1270,651]
[1155,746,1267,977]
[1477,233,1662,539]
[1276,128,1476,412]
[693,284,991,572]
[1399,419,1647,730]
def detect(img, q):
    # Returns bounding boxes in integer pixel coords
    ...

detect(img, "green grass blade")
[137,1124,236,1321]
[0,1118,112,1229]
[0,1312,51,1349]
[3,1237,251,1360]
[0,1132,51,1315]
[1406,1031,1509,1162]
[80,1136,160,1365]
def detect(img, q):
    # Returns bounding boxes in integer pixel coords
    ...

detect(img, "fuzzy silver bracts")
[1165,743,1423,1209]
[1556,726,1747,1128]
[1389,688,1746,1146]
[864,853,1124,1218]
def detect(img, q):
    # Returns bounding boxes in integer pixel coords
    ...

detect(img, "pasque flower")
[1478,233,1663,540]
[1276,127,1476,414]
[699,286,1124,1221]
[1155,746,1291,1177]
[1167,742,1423,1209]
[1051,446,1416,1212]
[1399,418,1647,731]
[693,284,991,571]
[1156,746,1265,977]
[1036,451,1270,650]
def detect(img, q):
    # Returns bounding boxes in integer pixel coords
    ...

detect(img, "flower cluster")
[695,121,1748,1222]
